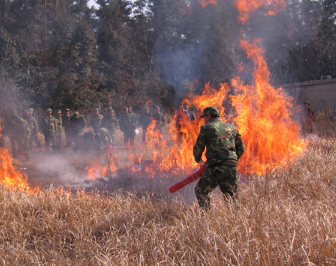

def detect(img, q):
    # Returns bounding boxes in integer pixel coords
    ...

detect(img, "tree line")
[0,0,335,115]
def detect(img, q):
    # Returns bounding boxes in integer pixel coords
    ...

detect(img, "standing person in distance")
[139,106,152,143]
[119,107,134,147]
[128,106,137,145]
[70,111,86,150]
[302,101,316,135]
[102,107,118,146]
[27,108,41,149]
[152,105,165,132]
[182,103,196,121]
[176,103,197,144]
[54,109,63,150]
[193,106,245,210]
[41,108,57,151]
[62,108,72,148]
[128,106,137,127]
[91,108,104,134]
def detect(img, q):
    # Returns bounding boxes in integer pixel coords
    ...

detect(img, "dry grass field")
[1,131,336,265]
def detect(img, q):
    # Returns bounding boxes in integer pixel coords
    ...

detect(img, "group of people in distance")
[0,104,168,156]
[0,100,319,156]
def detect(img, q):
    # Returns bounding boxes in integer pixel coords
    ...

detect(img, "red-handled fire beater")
[169,163,207,193]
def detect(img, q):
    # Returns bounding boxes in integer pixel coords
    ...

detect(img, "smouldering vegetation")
[0,137,336,265]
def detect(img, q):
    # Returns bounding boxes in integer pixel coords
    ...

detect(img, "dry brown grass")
[1,137,336,265]
[313,113,336,138]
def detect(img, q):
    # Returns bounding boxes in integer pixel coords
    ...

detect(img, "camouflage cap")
[46,108,52,112]
[28,108,34,112]
[57,109,62,113]
[74,111,79,117]
[123,107,128,111]
[201,106,220,118]
[107,107,114,112]
[64,108,70,111]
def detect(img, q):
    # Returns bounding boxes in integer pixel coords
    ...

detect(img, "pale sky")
[87,0,98,8]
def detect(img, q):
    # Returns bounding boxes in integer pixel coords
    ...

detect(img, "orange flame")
[191,82,229,120]
[231,39,307,174]
[231,0,306,174]
[0,119,38,192]
[199,0,218,8]
[235,0,287,24]
[86,162,108,180]
[0,147,36,192]
[86,153,118,180]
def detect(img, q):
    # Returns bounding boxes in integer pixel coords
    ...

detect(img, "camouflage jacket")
[1,112,28,136]
[152,112,165,129]
[102,114,118,131]
[96,127,112,145]
[70,115,86,135]
[139,112,152,130]
[128,111,137,129]
[41,115,56,135]
[62,115,71,131]
[55,117,63,133]
[119,113,134,132]
[24,116,39,134]
[193,117,245,166]
[91,114,104,132]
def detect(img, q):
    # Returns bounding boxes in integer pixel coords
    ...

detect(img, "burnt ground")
[10,145,196,203]
[2,130,204,203]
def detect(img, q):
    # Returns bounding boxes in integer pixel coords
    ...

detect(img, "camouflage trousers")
[123,129,135,146]
[44,132,56,150]
[195,164,238,210]
[55,131,63,150]
[107,128,116,145]
[64,130,73,147]
[30,133,41,149]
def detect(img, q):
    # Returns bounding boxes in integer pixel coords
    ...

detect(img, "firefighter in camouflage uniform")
[152,105,165,132]
[63,108,72,147]
[139,106,152,143]
[24,108,41,150]
[119,107,135,146]
[102,107,118,145]
[22,109,32,151]
[193,106,245,210]
[91,108,104,134]
[41,108,57,151]
[5,112,30,156]
[70,111,86,150]
[55,110,63,149]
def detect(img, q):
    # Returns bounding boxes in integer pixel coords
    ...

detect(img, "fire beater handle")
[169,163,207,193]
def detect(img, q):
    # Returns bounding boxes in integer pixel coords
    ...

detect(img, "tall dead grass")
[1,137,336,265]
